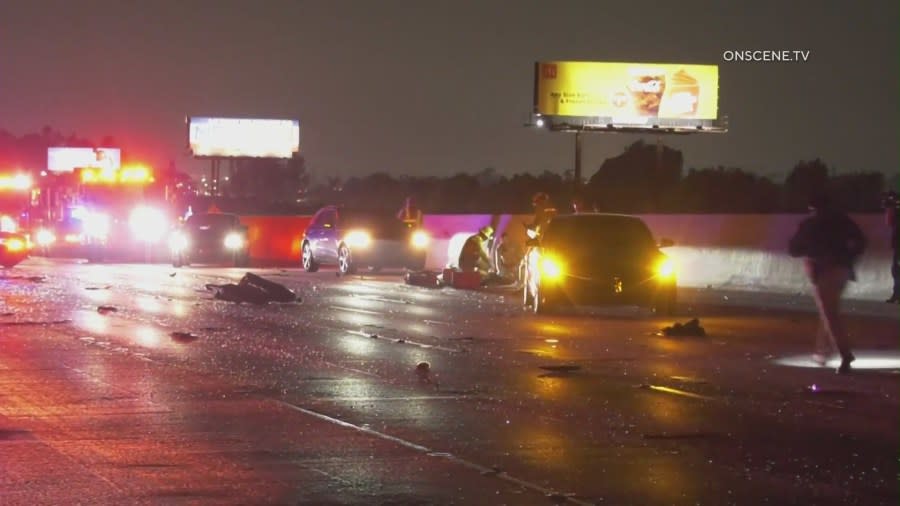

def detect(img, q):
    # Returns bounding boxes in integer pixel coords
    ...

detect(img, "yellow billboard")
[534,61,719,121]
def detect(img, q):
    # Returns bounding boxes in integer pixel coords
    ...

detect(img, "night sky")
[1,0,897,181]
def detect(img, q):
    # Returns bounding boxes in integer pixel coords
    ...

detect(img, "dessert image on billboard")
[662,69,701,117]
[627,68,666,117]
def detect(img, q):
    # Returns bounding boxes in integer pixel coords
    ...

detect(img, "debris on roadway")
[97,305,118,314]
[205,273,300,305]
[171,331,199,343]
[659,318,706,337]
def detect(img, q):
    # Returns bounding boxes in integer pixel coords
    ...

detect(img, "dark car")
[523,213,677,314]
[169,213,249,267]
[301,206,429,274]
[0,231,29,268]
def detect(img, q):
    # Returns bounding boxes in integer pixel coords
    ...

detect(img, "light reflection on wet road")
[0,257,898,505]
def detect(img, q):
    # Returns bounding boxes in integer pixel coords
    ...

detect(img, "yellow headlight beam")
[344,230,372,249]
[411,231,429,249]
[539,256,563,280]
[656,258,676,279]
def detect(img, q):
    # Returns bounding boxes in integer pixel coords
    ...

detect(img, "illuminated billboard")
[188,117,300,158]
[534,61,719,126]
[47,147,121,173]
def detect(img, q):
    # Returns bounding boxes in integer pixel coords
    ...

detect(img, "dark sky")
[1,0,897,181]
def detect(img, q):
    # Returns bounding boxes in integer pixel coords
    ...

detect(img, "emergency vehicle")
[33,165,177,262]
[0,172,35,267]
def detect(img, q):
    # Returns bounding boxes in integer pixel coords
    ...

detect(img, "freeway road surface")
[1,258,898,505]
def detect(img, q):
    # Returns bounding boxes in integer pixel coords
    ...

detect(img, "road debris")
[659,318,706,337]
[171,331,198,343]
[97,306,118,314]
[206,272,300,305]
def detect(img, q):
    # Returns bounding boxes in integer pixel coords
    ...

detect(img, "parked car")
[0,231,29,268]
[169,213,250,267]
[522,213,677,314]
[301,206,429,274]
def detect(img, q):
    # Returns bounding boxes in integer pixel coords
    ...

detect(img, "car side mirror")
[659,238,674,248]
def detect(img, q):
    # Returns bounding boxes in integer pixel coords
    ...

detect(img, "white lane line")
[330,305,381,315]
[276,400,594,505]
[321,395,468,402]
[345,330,463,354]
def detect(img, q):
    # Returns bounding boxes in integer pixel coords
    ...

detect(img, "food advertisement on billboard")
[534,61,719,123]
[47,147,121,173]
[188,117,300,158]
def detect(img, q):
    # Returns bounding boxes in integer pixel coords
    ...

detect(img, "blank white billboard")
[47,147,121,173]
[188,117,300,158]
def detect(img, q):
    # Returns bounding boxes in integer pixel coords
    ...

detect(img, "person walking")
[788,193,866,374]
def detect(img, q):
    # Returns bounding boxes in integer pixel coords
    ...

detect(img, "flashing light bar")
[0,174,33,191]
[80,165,154,185]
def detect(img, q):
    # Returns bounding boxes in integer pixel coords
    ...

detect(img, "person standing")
[883,191,900,303]
[396,196,423,228]
[788,193,866,374]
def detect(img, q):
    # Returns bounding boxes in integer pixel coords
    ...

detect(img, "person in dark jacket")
[883,191,899,303]
[458,226,494,273]
[789,193,866,374]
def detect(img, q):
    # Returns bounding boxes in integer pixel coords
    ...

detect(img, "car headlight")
[129,206,168,243]
[539,255,563,280]
[36,229,56,246]
[411,230,429,249]
[83,212,110,239]
[3,237,26,252]
[169,232,189,252]
[224,232,244,250]
[655,257,676,279]
[344,230,372,249]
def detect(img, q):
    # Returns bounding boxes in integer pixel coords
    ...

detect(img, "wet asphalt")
[0,257,898,505]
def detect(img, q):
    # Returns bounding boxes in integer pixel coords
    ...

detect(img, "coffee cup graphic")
[627,71,666,117]
[665,69,701,117]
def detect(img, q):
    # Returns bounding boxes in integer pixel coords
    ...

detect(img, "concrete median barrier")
[240,213,894,301]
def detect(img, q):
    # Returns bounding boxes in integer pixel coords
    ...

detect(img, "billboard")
[534,61,719,125]
[47,147,121,173]
[188,117,300,158]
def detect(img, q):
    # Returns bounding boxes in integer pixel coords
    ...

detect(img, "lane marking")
[276,400,593,505]
[345,330,463,354]
[642,384,715,401]
[330,305,381,315]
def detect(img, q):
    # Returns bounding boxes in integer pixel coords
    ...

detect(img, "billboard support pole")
[574,130,583,194]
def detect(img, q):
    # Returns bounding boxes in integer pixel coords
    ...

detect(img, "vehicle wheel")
[533,285,557,314]
[301,242,319,272]
[338,244,357,275]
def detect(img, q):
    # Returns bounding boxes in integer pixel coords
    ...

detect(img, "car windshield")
[543,215,656,252]
[187,214,238,230]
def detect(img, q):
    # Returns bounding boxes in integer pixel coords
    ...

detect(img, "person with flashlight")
[789,192,866,374]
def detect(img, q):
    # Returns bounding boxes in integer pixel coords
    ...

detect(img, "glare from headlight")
[83,212,110,239]
[0,215,16,233]
[344,230,372,248]
[224,232,244,250]
[411,230,429,249]
[36,229,56,246]
[129,206,168,243]
[539,256,562,280]
[3,237,25,252]
[169,232,188,252]
[656,257,676,279]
